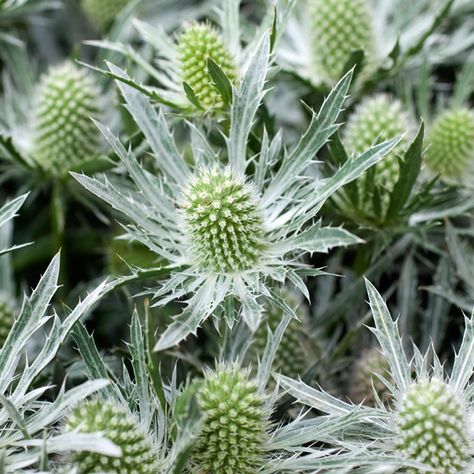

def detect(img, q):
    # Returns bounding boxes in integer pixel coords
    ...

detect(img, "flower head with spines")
[396,378,468,473]
[0,296,14,348]
[193,365,268,473]
[82,0,130,31]
[248,288,308,380]
[74,38,400,352]
[177,22,238,111]
[32,61,100,175]
[181,166,266,273]
[307,0,375,84]
[425,107,474,178]
[65,398,160,474]
[277,279,474,473]
[344,94,409,192]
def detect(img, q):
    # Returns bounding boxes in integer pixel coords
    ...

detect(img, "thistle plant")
[248,289,309,380]
[344,94,409,191]
[0,295,14,347]
[278,280,474,472]
[75,37,401,351]
[193,365,268,472]
[65,398,159,473]
[425,107,474,178]
[307,0,375,84]
[82,0,130,31]
[32,61,101,176]
[177,22,238,111]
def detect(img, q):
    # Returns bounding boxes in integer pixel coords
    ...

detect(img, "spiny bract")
[195,366,268,473]
[344,94,408,191]
[396,379,469,473]
[65,398,159,474]
[177,22,237,110]
[425,107,474,178]
[0,296,14,347]
[307,0,374,83]
[249,291,308,380]
[82,0,129,30]
[32,62,100,175]
[181,167,266,274]
[350,347,391,406]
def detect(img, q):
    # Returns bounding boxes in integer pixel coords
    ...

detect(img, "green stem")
[51,180,68,295]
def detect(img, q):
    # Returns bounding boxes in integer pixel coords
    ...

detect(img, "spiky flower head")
[350,347,391,406]
[180,167,266,274]
[249,290,308,380]
[82,0,129,31]
[307,0,374,83]
[396,378,469,473]
[65,398,159,473]
[177,22,237,111]
[344,94,408,191]
[425,107,474,178]
[0,296,14,347]
[32,62,100,175]
[194,366,268,473]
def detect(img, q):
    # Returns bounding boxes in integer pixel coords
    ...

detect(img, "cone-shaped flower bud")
[0,297,14,347]
[249,290,308,380]
[33,62,100,175]
[195,366,268,473]
[82,0,129,31]
[307,0,374,83]
[344,94,408,191]
[177,22,237,110]
[396,379,469,473]
[425,108,474,178]
[65,399,159,474]
[350,348,391,406]
[181,167,266,273]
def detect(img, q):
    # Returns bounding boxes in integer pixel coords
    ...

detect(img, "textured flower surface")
[397,379,468,473]
[0,296,14,347]
[277,280,474,473]
[75,40,399,352]
[194,366,268,473]
[307,0,374,83]
[344,94,409,191]
[178,23,237,110]
[66,398,159,474]
[249,289,308,380]
[33,62,100,175]
[82,0,129,30]
[425,108,474,178]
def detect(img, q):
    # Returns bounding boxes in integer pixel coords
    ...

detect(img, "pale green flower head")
[65,398,160,474]
[74,36,401,353]
[425,107,474,178]
[82,0,130,31]
[278,279,474,472]
[32,61,101,176]
[0,296,14,348]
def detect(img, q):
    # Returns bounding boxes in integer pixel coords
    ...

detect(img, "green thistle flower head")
[425,107,474,178]
[82,0,129,31]
[0,296,14,347]
[307,0,374,83]
[181,167,266,274]
[195,366,268,473]
[33,62,100,176]
[177,22,237,110]
[396,379,469,473]
[65,398,159,474]
[344,94,409,191]
[350,348,391,406]
[249,290,308,380]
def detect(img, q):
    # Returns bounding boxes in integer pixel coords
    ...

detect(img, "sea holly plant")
[85,0,292,116]
[74,34,402,352]
[278,279,474,473]
[0,254,115,471]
